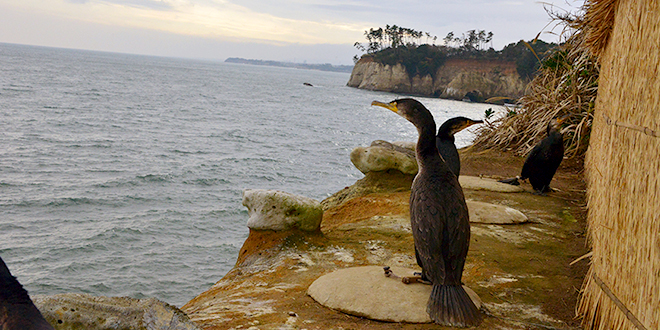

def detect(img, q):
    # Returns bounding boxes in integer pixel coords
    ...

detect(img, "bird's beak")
[371,100,399,114]
[458,119,484,132]
[556,115,569,124]
[466,119,484,128]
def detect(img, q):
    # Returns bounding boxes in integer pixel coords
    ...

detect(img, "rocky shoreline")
[180,143,588,330]
[28,143,588,329]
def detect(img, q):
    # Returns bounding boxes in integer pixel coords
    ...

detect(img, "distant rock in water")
[242,189,323,231]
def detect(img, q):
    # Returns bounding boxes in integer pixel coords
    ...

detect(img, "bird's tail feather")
[427,284,482,327]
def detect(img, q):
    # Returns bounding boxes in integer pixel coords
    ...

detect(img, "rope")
[591,273,649,330]
[603,113,660,137]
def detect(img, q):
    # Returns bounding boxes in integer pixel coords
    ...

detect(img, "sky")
[0,0,583,65]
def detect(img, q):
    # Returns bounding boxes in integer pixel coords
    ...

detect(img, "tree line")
[353,26,493,56]
[353,25,437,55]
[353,25,558,81]
[443,30,494,51]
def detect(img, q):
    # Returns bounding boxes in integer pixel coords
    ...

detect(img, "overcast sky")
[0,0,583,65]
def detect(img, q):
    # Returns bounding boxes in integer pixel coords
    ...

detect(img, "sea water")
[0,42,503,307]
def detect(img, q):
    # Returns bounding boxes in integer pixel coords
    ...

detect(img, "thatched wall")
[579,0,660,329]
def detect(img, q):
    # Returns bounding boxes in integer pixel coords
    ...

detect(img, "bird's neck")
[437,133,455,143]
[416,122,443,171]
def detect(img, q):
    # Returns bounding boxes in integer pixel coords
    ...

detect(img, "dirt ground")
[182,148,589,330]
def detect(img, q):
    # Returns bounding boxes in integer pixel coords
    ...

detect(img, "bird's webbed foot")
[533,185,552,196]
[402,275,432,285]
[532,189,547,196]
[382,266,431,285]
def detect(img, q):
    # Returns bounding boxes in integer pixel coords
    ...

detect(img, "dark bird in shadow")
[436,117,483,177]
[0,256,54,330]
[372,98,482,327]
[499,117,566,194]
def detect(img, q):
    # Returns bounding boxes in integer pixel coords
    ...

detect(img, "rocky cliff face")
[347,57,526,101]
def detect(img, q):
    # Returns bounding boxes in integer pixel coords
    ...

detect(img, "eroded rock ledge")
[181,146,588,330]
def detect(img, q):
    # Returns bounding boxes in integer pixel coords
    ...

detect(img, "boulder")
[467,200,528,224]
[307,266,481,323]
[459,176,524,193]
[242,189,323,231]
[33,294,200,330]
[350,140,417,175]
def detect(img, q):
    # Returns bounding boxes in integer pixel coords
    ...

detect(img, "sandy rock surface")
[460,175,524,192]
[467,200,528,224]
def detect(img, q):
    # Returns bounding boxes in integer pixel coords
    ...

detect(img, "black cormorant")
[499,118,565,194]
[0,256,54,330]
[436,117,483,177]
[372,98,481,327]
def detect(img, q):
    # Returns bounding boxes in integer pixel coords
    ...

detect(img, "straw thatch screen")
[579,0,660,329]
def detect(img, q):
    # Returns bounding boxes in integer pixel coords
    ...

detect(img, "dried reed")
[473,24,599,161]
[578,0,660,329]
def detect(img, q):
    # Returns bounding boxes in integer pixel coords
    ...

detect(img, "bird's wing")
[521,142,544,179]
[410,172,470,285]
[443,186,471,281]
[410,185,446,284]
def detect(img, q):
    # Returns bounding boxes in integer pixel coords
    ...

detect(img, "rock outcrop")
[33,294,200,330]
[242,189,323,232]
[347,57,526,101]
[350,140,417,175]
[181,148,588,330]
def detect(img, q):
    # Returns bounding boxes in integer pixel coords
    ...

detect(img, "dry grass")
[473,20,599,161]
[581,0,618,58]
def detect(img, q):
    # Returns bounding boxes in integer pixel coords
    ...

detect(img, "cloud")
[66,0,173,10]
[0,0,571,63]
[103,0,173,10]
[7,0,367,44]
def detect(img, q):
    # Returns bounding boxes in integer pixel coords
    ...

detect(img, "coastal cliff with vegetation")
[347,26,557,102]
[347,56,525,102]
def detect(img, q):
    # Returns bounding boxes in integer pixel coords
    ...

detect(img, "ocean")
[0,42,502,307]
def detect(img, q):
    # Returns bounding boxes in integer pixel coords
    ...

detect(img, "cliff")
[347,57,526,101]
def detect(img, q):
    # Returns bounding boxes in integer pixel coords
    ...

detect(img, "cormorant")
[436,117,483,177]
[0,256,54,330]
[372,98,482,327]
[499,118,565,194]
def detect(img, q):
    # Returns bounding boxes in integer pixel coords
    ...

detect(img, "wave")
[45,197,124,208]
[182,177,230,186]
[135,174,172,183]
[95,174,173,188]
